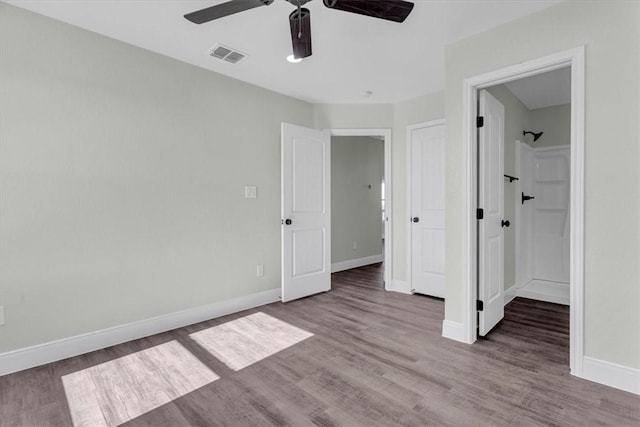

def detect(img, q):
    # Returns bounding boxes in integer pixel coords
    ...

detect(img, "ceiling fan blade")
[323,0,414,23]
[185,0,274,24]
[289,7,312,59]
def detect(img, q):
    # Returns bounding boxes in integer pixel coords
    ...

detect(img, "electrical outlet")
[0,306,5,326]
[352,241,357,250]
[256,264,264,277]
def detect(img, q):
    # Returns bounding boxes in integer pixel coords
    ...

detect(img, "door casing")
[454,46,585,377]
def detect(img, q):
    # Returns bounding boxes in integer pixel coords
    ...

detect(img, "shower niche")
[515,142,570,305]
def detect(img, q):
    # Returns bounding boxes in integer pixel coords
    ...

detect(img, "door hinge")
[477,116,484,128]
[476,300,484,311]
[476,208,484,220]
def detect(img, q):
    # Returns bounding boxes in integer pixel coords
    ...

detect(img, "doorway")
[478,68,572,341]
[461,47,585,375]
[330,129,392,286]
[330,135,385,276]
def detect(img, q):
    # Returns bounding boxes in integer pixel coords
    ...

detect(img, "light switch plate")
[245,186,257,199]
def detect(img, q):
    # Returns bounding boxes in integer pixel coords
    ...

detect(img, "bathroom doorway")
[482,67,573,307]
[481,67,572,325]
[461,47,585,376]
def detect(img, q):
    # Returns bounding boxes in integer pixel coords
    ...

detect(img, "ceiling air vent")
[209,44,247,64]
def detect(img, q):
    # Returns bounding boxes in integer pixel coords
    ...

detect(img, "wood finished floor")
[1,263,639,426]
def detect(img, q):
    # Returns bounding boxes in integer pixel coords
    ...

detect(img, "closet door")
[409,120,445,298]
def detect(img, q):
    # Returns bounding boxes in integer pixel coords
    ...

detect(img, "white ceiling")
[504,67,571,110]
[6,0,561,104]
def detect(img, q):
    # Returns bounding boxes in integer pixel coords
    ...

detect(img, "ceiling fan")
[184,0,415,60]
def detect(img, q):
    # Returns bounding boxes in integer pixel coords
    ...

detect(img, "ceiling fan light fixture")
[289,7,312,59]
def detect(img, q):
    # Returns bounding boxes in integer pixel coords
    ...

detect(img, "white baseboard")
[504,284,518,305]
[0,288,281,376]
[581,356,640,395]
[385,279,412,294]
[517,279,570,306]
[331,254,383,273]
[441,320,469,343]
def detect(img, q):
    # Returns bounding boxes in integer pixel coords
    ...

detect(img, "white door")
[478,90,505,336]
[409,121,446,298]
[281,123,331,302]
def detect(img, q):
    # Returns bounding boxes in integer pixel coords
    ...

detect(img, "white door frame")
[329,128,392,286]
[406,119,446,295]
[460,46,585,376]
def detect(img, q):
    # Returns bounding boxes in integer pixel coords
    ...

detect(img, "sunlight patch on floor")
[189,312,313,371]
[62,341,218,427]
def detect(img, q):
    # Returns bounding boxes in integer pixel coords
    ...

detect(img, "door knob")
[412,217,419,223]
[284,219,292,225]
[501,220,510,228]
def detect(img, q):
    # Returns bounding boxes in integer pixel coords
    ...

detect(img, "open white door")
[409,121,445,298]
[281,123,331,302]
[478,90,505,336]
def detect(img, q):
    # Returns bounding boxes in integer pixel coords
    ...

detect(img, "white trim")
[517,280,570,306]
[405,119,446,295]
[455,46,585,377]
[329,129,392,286]
[462,73,479,345]
[385,280,412,295]
[0,288,281,376]
[582,356,640,395]
[569,47,585,377]
[331,254,383,273]
[441,320,469,343]
[504,285,518,305]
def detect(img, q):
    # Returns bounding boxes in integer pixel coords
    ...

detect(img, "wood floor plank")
[1,263,638,426]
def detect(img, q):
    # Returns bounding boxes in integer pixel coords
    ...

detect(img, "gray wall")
[445,1,640,368]
[331,136,384,264]
[0,3,314,353]
[3,0,638,374]
[530,104,571,148]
